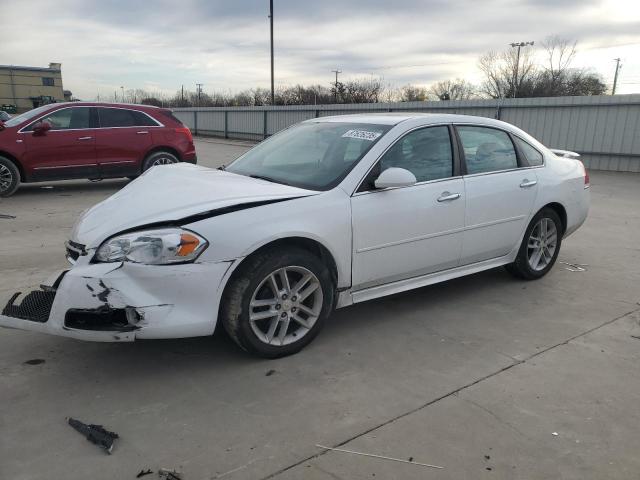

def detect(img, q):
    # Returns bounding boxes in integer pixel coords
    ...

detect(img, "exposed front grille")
[66,240,86,264]
[2,290,56,323]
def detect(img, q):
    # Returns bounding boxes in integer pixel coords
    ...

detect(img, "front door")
[456,125,539,265]
[22,106,98,180]
[351,125,465,290]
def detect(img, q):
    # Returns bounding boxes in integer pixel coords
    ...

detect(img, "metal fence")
[173,94,640,172]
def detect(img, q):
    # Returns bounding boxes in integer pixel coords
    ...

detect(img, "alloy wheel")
[151,156,177,166]
[0,164,13,193]
[527,217,558,271]
[249,266,323,346]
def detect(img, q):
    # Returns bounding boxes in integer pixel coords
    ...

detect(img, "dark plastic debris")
[136,469,153,478]
[67,417,119,454]
[158,468,182,480]
[24,359,46,365]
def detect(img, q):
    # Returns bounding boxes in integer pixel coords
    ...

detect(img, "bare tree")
[478,46,535,98]
[399,84,429,102]
[542,35,577,82]
[429,78,476,100]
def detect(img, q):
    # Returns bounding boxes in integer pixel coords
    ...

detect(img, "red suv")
[0,102,196,197]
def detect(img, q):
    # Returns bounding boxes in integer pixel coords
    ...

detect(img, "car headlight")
[94,228,208,264]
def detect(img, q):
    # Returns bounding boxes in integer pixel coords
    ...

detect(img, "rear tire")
[506,208,563,280]
[142,151,179,172]
[0,157,20,197]
[220,247,334,358]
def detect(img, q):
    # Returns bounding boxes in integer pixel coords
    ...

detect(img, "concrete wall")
[173,94,640,172]
[0,63,65,113]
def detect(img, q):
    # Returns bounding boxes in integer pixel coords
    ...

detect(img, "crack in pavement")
[261,305,640,480]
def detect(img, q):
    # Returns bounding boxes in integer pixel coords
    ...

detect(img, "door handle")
[437,192,461,202]
[136,131,149,135]
[77,136,93,141]
[520,179,538,188]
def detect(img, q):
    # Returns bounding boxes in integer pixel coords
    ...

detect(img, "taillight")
[174,127,193,142]
[580,161,590,188]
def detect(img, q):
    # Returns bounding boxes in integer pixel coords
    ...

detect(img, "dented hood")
[71,163,318,247]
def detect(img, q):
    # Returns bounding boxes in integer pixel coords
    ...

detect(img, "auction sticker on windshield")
[342,129,382,141]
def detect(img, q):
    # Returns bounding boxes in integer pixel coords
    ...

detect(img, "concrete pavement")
[0,139,638,479]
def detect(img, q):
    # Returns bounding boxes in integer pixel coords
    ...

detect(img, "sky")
[2,0,640,100]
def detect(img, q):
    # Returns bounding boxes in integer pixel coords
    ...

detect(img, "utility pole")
[181,84,184,104]
[332,69,342,103]
[120,86,125,102]
[612,58,622,95]
[196,83,203,107]
[269,0,275,105]
[509,41,534,98]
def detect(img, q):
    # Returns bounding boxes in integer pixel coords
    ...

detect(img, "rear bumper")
[0,260,235,342]
[183,151,197,164]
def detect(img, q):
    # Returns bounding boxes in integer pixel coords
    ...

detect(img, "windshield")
[226,122,392,191]
[4,104,56,128]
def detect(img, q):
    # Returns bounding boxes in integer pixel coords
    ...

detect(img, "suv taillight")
[174,127,193,143]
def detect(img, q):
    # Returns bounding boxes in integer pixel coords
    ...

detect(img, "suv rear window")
[98,108,158,128]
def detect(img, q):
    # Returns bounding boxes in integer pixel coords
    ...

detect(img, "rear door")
[22,106,98,180]
[456,125,539,265]
[95,107,157,177]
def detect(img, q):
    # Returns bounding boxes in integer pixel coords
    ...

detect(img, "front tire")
[221,247,335,358]
[0,157,20,197]
[506,208,563,280]
[142,151,179,172]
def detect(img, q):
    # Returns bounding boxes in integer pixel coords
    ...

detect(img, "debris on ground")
[315,444,443,469]
[630,335,640,340]
[136,469,153,478]
[0,214,16,219]
[158,468,183,479]
[67,417,119,454]
[265,369,277,376]
[552,432,559,436]
[23,359,46,365]
[559,261,588,272]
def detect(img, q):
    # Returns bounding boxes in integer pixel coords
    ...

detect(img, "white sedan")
[1,113,590,357]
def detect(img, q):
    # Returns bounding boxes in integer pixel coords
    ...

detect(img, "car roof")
[308,112,509,128]
[40,102,161,110]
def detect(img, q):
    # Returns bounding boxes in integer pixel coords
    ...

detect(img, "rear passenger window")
[378,126,453,183]
[98,108,157,127]
[98,108,136,127]
[513,136,543,166]
[458,126,517,174]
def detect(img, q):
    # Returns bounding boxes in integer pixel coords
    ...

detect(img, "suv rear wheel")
[0,157,20,197]
[142,151,179,172]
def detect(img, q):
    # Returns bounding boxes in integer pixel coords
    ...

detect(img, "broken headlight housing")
[94,228,208,265]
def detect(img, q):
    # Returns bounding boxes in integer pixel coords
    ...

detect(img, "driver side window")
[360,126,453,191]
[24,107,91,131]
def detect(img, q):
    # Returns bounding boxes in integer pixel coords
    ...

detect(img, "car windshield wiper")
[248,174,289,186]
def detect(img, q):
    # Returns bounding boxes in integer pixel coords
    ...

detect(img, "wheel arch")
[237,236,340,286]
[0,151,26,182]
[541,202,567,235]
[144,146,182,162]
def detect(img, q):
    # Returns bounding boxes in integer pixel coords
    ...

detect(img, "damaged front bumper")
[0,259,235,342]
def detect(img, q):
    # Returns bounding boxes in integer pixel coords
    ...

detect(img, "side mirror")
[32,121,52,136]
[374,167,417,189]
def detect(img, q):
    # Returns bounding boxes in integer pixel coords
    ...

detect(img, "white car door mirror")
[374,167,417,189]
